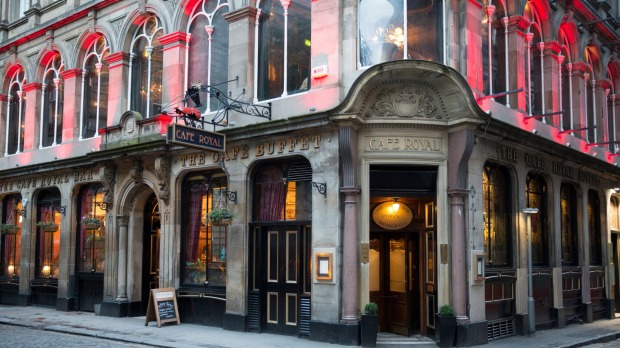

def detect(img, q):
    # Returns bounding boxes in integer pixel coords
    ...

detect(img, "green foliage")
[81,214,101,225]
[36,221,58,230]
[0,223,18,234]
[364,302,378,316]
[438,304,454,317]
[208,207,238,222]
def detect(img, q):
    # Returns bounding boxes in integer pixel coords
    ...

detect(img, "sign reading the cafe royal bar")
[167,123,225,152]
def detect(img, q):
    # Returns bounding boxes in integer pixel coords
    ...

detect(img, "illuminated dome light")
[391,198,400,212]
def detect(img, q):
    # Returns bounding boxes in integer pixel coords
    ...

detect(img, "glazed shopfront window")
[526,173,548,266]
[36,191,62,278]
[560,183,578,266]
[1,195,22,277]
[77,185,106,273]
[182,173,228,287]
[482,163,512,268]
[588,190,602,265]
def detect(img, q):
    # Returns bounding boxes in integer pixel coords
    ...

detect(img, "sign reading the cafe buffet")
[167,124,225,152]
[372,201,413,230]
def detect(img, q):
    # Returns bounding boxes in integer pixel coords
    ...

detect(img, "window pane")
[588,190,602,265]
[286,0,310,94]
[561,184,578,265]
[77,186,106,273]
[406,0,441,62]
[526,173,548,266]
[258,0,284,100]
[483,164,511,267]
[359,0,402,67]
[2,196,22,277]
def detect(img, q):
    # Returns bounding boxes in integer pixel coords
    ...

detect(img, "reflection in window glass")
[588,190,602,265]
[526,173,548,266]
[1,195,22,277]
[359,0,441,67]
[560,184,578,265]
[483,163,511,267]
[77,185,106,273]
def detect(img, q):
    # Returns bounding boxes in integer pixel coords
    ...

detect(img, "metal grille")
[287,163,312,181]
[487,318,515,340]
[248,290,261,332]
[299,295,311,336]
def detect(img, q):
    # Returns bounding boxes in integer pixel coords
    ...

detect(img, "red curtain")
[187,182,205,261]
[256,166,286,221]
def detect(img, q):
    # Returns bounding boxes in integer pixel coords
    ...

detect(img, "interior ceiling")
[369,165,437,198]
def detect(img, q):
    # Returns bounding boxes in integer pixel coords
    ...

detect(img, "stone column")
[116,215,129,301]
[339,125,359,322]
[158,32,188,113]
[59,68,81,142]
[105,52,130,127]
[224,7,258,104]
[22,82,42,151]
[449,189,469,323]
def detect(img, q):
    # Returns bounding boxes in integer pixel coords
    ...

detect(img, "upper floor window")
[560,183,578,266]
[588,190,602,265]
[359,0,442,68]
[482,163,512,268]
[40,54,64,147]
[526,172,548,267]
[256,0,311,101]
[1,195,22,278]
[81,36,109,139]
[4,68,26,156]
[186,0,229,114]
[129,15,163,119]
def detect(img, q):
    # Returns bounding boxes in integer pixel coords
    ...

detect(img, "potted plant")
[361,302,379,347]
[0,223,19,234]
[436,304,456,347]
[207,206,238,226]
[36,221,59,233]
[81,214,101,230]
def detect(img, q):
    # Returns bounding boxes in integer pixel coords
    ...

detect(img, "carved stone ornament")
[154,156,170,204]
[130,160,143,184]
[366,86,440,119]
[100,164,115,209]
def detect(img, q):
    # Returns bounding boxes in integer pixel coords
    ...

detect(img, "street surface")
[0,324,152,347]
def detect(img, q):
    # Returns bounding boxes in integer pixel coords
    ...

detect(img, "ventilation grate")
[487,317,515,341]
[248,290,261,332]
[299,295,311,336]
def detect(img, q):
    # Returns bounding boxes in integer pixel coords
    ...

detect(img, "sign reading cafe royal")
[167,124,225,152]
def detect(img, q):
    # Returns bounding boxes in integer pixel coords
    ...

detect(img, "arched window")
[525,4,543,117]
[256,0,311,101]
[482,162,512,268]
[129,15,163,119]
[359,0,442,68]
[560,183,578,265]
[77,185,106,273]
[526,172,548,266]
[40,54,64,147]
[588,190,602,265]
[4,69,26,156]
[1,195,22,278]
[481,2,505,97]
[254,161,312,222]
[80,37,109,139]
[186,0,229,114]
[181,172,228,287]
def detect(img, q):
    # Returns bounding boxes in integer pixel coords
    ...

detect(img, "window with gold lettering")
[526,172,548,266]
[483,162,512,268]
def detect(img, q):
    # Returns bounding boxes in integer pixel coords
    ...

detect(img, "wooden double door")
[369,229,436,336]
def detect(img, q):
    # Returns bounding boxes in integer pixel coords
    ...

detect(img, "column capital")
[60,68,82,80]
[447,188,469,197]
[223,6,259,24]
[22,82,42,93]
[158,31,189,49]
[340,187,361,195]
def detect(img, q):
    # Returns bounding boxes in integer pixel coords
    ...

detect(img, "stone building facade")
[1,0,620,346]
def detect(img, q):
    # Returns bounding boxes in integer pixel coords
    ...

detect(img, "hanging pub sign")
[167,123,226,152]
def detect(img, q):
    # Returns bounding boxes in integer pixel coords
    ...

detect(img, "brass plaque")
[440,244,448,264]
[360,242,369,264]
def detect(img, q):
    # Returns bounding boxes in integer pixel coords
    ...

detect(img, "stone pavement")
[1,305,620,348]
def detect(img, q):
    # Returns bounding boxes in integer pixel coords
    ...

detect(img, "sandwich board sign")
[144,288,180,328]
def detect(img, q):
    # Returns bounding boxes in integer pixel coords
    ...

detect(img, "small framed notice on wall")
[314,248,335,283]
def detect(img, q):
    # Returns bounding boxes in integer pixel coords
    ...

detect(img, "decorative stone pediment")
[362,82,443,119]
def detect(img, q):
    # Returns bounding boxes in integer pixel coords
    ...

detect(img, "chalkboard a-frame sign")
[144,288,180,327]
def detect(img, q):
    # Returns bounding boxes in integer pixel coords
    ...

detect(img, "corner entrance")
[368,165,437,337]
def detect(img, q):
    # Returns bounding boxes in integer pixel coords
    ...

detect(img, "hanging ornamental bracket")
[95,202,108,211]
[225,191,238,204]
[42,203,66,216]
[163,77,271,132]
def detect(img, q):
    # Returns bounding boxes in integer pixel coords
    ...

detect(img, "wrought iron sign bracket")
[95,202,108,211]
[46,204,66,216]
[225,191,237,204]
[15,208,26,218]
[312,182,327,197]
